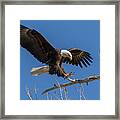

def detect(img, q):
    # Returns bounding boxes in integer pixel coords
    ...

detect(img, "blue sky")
[20,20,100,100]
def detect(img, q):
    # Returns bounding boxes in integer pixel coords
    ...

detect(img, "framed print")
[0,0,119,119]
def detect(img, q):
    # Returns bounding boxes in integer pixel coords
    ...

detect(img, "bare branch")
[42,75,100,95]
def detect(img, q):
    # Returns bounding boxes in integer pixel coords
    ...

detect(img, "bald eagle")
[20,25,93,79]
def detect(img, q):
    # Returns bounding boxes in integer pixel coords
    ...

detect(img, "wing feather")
[20,25,57,64]
[78,61,83,68]
[62,48,93,68]
[80,59,87,67]
[83,58,90,65]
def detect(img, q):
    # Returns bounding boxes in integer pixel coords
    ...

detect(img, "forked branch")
[42,75,100,95]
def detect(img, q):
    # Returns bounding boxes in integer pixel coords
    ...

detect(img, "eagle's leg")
[60,68,70,77]
[49,65,75,82]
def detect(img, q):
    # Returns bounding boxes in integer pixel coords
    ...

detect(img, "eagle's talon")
[64,72,74,78]
[64,72,75,82]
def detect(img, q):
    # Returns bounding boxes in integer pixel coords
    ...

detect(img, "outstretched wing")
[62,48,93,68]
[20,25,57,64]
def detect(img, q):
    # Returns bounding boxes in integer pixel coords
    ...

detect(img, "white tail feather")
[31,66,49,76]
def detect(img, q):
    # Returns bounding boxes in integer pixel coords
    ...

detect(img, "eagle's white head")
[61,50,72,61]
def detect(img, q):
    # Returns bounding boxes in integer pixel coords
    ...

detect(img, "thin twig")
[42,75,100,95]
[46,93,49,100]
[79,84,86,100]
[63,87,68,100]
[34,88,38,100]
[52,92,60,100]
[55,79,64,100]
[79,84,82,100]
[26,87,33,100]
